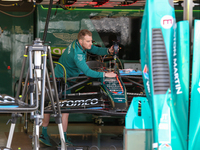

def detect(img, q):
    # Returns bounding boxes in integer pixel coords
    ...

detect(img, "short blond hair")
[78,29,92,40]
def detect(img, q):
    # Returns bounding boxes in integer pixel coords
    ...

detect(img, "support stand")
[1,38,66,150]
[6,113,22,148]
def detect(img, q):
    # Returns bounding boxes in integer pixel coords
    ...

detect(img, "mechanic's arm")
[75,53,116,78]
[88,45,114,56]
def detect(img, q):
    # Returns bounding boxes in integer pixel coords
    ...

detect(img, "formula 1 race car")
[44,42,145,116]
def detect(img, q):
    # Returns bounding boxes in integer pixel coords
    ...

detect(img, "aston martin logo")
[53,33,78,42]
[77,54,83,61]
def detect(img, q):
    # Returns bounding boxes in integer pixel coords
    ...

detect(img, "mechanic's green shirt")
[54,39,109,78]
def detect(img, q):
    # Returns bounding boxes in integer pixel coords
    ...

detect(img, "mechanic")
[39,29,116,146]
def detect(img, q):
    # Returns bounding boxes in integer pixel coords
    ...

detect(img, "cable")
[0,2,20,7]
[116,57,123,69]
[0,1,25,7]
[53,61,67,83]
[0,2,35,18]
[42,0,53,42]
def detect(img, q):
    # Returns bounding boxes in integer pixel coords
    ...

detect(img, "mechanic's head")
[78,29,93,50]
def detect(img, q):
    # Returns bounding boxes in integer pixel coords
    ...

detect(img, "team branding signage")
[51,47,66,55]
[56,98,101,108]
[143,64,150,94]
[161,15,174,29]
[172,21,182,94]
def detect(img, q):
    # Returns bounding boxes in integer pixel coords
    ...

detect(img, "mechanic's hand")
[108,45,114,55]
[105,72,117,77]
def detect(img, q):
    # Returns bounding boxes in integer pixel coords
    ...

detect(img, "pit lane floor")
[0,114,124,150]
